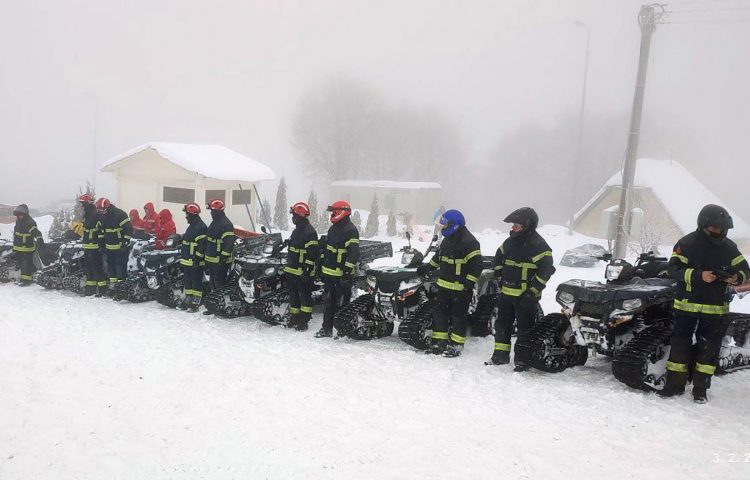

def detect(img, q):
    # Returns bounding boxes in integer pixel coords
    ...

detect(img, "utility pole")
[613,4,665,258]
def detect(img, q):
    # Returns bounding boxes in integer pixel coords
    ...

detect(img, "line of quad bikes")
[2,228,750,393]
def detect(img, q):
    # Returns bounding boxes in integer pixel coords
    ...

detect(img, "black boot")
[315,327,332,338]
[693,386,708,404]
[286,313,300,329]
[82,285,96,297]
[442,342,463,358]
[485,350,510,366]
[295,313,310,332]
[429,339,447,355]
[657,371,687,398]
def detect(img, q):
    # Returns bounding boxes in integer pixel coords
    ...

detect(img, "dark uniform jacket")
[321,217,359,279]
[427,226,483,293]
[13,216,43,253]
[101,206,133,252]
[205,212,235,265]
[668,229,749,316]
[81,207,103,251]
[284,218,319,278]
[180,217,208,267]
[494,229,554,299]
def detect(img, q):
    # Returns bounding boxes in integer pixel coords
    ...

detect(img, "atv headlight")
[557,291,575,306]
[401,251,415,265]
[367,274,377,288]
[166,256,175,265]
[263,243,274,255]
[264,267,276,276]
[606,265,624,281]
[622,298,642,311]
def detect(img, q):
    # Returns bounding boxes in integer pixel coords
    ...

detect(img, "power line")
[665,6,750,13]
[662,0,750,5]
[662,17,750,23]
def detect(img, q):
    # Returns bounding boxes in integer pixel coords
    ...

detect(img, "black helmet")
[13,204,29,217]
[504,207,539,232]
[697,204,733,233]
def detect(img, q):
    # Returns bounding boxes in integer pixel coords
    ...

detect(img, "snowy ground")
[2,226,750,479]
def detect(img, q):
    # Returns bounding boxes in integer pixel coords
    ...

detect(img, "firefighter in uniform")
[79,194,107,296]
[487,207,555,370]
[658,204,749,403]
[12,204,44,286]
[417,209,483,357]
[284,202,319,332]
[96,197,132,293]
[316,200,359,338]
[204,199,235,293]
[180,202,207,312]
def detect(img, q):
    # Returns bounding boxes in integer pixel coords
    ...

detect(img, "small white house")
[101,142,275,233]
[329,180,443,224]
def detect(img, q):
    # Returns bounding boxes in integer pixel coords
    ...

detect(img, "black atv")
[335,232,438,340]
[34,241,87,293]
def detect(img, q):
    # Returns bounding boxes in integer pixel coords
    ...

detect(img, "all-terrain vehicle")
[515,252,750,391]
[34,241,87,293]
[334,232,439,340]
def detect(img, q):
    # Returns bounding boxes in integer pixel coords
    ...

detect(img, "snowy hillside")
[0,214,54,242]
[2,226,750,479]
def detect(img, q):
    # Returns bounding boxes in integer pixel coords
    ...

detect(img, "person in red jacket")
[142,202,160,236]
[130,209,145,230]
[155,208,177,249]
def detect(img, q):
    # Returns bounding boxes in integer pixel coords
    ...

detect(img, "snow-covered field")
[2,225,750,479]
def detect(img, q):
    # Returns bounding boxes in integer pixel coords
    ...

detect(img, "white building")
[329,180,443,224]
[101,142,275,232]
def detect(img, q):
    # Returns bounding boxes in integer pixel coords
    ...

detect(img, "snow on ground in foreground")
[2,226,750,479]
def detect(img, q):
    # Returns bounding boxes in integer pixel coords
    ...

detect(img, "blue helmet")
[439,209,465,237]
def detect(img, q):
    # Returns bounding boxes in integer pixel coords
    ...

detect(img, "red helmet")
[207,199,225,211]
[327,200,352,223]
[78,194,95,204]
[289,201,311,217]
[183,202,201,215]
[95,197,111,212]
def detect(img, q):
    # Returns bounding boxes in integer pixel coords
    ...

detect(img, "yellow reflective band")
[304,240,319,248]
[429,259,439,268]
[326,244,338,253]
[221,231,235,239]
[109,278,119,283]
[119,218,130,227]
[284,266,303,276]
[504,259,536,269]
[344,261,356,269]
[344,238,359,247]
[321,266,343,277]
[673,299,729,315]
[204,256,220,264]
[533,275,547,286]
[432,331,449,340]
[98,281,108,287]
[466,274,478,283]
[86,280,97,286]
[304,259,316,266]
[666,361,688,373]
[220,251,232,256]
[180,259,194,266]
[82,244,99,250]
[494,265,503,271]
[731,254,746,267]
[530,287,540,296]
[300,306,313,313]
[671,253,689,264]
[185,289,203,298]
[450,332,466,344]
[684,268,694,293]
[741,271,748,283]
[494,342,511,351]
[105,245,122,251]
[437,278,465,291]
[20,274,33,281]
[289,307,301,314]
[13,246,35,253]
[695,363,716,375]
[195,234,207,241]
[501,285,526,297]
[532,250,552,263]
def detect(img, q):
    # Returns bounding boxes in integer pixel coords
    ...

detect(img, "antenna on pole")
[613,3,666,258]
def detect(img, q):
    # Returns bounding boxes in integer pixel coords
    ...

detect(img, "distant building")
[329,180,443,224]
[573,159,750,250]
[101,142,275,232]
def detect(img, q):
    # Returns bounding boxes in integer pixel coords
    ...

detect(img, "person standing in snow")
[203,199,235,296]
[658,204,749,404]
[284,201,319,332]
[315,200,359,338]
[96,197,132,292]
[416,209,482,357]
[142,202,160,236]
[79,194,107,296]
[155,208,176,250]
[11,204,45,286]
[179,203,207,312]
[486,207,554,370]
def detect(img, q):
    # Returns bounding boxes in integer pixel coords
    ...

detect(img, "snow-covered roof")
[331,180,442,190]
[574,158,750,239]
[101,142,275,183]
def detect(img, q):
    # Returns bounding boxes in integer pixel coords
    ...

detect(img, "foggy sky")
[1,0,748,225]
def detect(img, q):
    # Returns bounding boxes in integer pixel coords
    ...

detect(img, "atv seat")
[366,267,418,283]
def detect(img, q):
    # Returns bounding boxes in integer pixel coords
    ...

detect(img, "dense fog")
[1,0,748,229]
